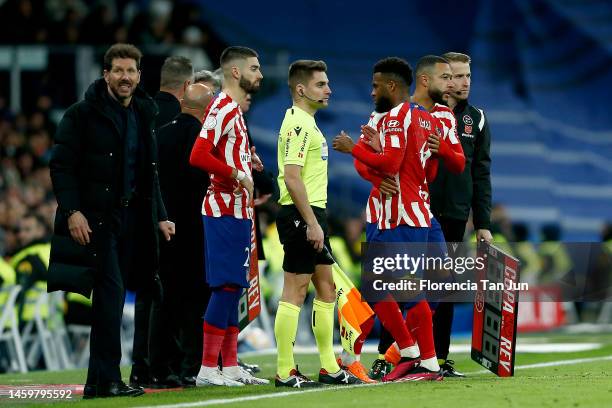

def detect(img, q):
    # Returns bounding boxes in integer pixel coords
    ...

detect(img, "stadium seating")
[199,0,612,241]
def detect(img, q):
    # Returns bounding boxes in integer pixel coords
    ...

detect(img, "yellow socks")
[312,299,340,373]
[274,301,300,378]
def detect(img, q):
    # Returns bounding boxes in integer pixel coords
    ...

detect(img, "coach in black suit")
[149,83,214,386]
[49,44,175,398]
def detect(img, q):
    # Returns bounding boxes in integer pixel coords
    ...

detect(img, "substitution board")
[472,241,521,377]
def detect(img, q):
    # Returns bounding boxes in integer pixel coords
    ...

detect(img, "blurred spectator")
[10,212,50,326]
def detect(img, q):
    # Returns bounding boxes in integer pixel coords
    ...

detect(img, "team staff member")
[429,51,493,377]
[131,54,193,389]
[149,83,214,387]
[49,43,175,399]
[153,56,193,129]
[274,60,359,388]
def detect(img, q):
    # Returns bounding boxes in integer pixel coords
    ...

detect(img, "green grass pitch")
[1,332,612,407]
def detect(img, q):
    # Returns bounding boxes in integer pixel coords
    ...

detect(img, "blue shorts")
[203,215,251,288]
[370,224,429,243]
[365,222,377,242]
[427,217,448,258]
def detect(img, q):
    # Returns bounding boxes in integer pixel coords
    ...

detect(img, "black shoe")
[441,360,465,378]
[82,384,96,399]
[318,368,362,385]
[129,373,150,389]
[238,358,261,374]
[149,374,183,389]
[180,376,197,387]
[96,381,145,398]
[368,358,392,380]
[275,367,322,388]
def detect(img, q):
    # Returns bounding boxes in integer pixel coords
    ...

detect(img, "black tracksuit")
[430,99,492,361]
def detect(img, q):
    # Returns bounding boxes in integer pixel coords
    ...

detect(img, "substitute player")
[335,111,425,382]
[190,46,267,386]
[274,60,360,388]
[334,57,443,381]
[381,55,467,371]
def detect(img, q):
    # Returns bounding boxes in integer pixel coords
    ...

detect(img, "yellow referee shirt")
[277,105,328,208]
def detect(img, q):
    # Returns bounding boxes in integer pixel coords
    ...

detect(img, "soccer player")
[189,46,267,386]
[333,57,443,381]
[380,55,467,371]
[274,60,360,388]
[335,110,426,383]
[427,51,492,377]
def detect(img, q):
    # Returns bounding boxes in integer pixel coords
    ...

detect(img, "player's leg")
[196,216,246,387]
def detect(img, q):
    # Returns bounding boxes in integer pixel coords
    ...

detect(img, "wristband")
[236,170,247,181]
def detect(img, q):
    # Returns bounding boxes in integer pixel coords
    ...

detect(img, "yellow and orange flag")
[332,263,374,355]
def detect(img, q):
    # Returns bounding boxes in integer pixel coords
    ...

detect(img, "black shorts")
[276,205,334,274]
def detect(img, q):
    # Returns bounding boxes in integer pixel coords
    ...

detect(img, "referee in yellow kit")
[274,60,360,388]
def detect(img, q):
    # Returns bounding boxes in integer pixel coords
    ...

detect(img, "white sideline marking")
[464,354,612,375]
[138,355,612,408]
[240,342,601,357]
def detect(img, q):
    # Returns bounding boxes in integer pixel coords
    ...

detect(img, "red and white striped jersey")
[198,92,252,219]
[429,103,465,175]
[376,103,434,229]
[360,111,386,224]
[431,103,459,144]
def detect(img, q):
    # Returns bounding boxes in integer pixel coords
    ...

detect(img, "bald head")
[181,83,214,120]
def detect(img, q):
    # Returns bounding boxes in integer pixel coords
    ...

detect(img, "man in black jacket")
[130,55,193,388]
[149,83,214,387]
[49,43,175,398]
[154,56,193,129]
[429,51,492,377]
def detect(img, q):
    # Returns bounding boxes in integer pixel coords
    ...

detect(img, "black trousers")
[149,238,211,379]
[86,207,135,386]
[432,216,466,361]
[130,288,152,379]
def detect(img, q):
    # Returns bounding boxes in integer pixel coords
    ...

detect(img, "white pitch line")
[463,354,612,375]
[138,355,612,408]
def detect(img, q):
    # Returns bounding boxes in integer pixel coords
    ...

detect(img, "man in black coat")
[130,55,193,388]
[153,56,193,129]
[149,83,214,386]
[49,43,175,399]
[429,51,492,377]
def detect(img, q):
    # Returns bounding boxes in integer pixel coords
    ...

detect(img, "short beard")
[374,96,393,113]
[428,88,446,105]
[239,77,260,94]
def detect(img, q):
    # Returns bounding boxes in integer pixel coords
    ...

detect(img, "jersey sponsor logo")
[384,127,403,134]
[203,115,217,129]
[418,117,431,130]
[387,119,400,127]
[461,133,475,139]
[463,115,473,125]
